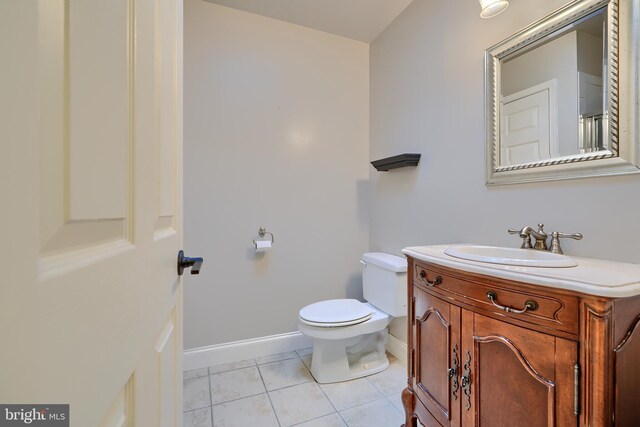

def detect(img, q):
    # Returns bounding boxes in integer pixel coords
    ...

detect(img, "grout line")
[258,355,315,393]
[383,393,404,415]
[210,391,269,407]
[256,351,301,366]
[365,376,384,395]
[208,369,214,427]
[208,366,265,406]
[207,359,257,375]
[337,412,349,427]
[183,367,210,380]
[316,383,339,414]
[289,413,340,427]
[257,364,282,427]
[185,347,404,426]
[182,406,211,415]
[301,382,342,427]
[257,356,300,367]
[328,388,387,414]
[338,395,391,415]
[296,352,317,383]
[209,364,257,378]
[314,375,346,426]
[336,396,404,427]
[263,378,315,394]
[295,347,312,357]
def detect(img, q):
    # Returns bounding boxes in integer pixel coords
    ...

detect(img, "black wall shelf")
[371,153,421,171]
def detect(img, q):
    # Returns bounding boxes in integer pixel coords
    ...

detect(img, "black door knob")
[177,250,203,276]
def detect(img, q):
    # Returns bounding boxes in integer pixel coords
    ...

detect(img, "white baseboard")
[184,329,407,372]
[183,331,313,371]
[386,333,407,367]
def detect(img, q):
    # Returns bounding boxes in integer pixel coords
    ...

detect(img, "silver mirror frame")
[485,0,640,185]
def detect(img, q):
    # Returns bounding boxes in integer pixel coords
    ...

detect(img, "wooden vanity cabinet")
[401,256,640,427]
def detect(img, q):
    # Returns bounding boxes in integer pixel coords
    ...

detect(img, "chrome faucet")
[530,223,549,250]
[508,223,583,254]
[508,226,534,249]
[507,223,547,249]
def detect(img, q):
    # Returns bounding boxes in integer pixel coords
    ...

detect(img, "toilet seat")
[299,299,373,327]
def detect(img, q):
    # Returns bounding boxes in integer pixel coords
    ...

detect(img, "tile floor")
[183,348,409,427]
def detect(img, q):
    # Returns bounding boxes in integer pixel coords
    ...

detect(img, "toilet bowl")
[298,253,407,383]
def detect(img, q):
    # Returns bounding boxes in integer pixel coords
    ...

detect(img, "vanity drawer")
[412,262,580,336]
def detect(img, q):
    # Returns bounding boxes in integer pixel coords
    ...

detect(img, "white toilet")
[298,252,407,383]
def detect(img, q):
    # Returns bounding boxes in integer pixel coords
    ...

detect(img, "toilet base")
[309,328,389,384]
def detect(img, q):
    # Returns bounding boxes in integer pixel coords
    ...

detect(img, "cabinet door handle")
[486,291,538,314]
[462,350,471,411]
[449,344,459,400]
[419,270,442,287]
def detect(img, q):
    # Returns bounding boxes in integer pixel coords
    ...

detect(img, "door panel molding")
[101,374,135,427]
[474,335,555,388]
[473,334,556,426]
[38,238,133,282]
[155,0,179,234]
[415,306,451,421]
[38,0,135,280]
[2,0,184,424]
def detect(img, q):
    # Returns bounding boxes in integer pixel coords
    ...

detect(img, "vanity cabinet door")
[413,286,461,427]
[460,311,578,427]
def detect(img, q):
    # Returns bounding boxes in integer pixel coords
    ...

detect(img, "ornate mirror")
[485,0,640,185]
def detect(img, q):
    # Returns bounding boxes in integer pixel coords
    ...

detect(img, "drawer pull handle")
[419,270,442,287]
[486,291,538,314]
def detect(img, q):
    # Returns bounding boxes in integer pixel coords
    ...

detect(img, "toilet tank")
[361,252,407,317]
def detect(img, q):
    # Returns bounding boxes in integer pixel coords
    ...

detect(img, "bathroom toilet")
[298,252,407,383]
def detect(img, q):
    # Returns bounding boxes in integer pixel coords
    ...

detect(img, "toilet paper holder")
[255,226,274,245]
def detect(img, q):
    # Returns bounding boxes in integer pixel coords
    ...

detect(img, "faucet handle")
[508,227,533,249]
[549,231,583,254]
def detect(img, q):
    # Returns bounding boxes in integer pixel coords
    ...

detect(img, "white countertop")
[402,244,640,298]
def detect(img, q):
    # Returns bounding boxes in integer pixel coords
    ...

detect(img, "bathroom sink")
[444,245,578,268]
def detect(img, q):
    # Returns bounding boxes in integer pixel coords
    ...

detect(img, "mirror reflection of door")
[500,80,556,166]
[498,7,606,166]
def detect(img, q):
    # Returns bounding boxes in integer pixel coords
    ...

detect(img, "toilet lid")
[299,299,372,327]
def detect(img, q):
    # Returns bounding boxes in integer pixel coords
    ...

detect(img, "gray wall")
[370,0,640,340]
[577,31,604,77]
[184,0,369,350]
[183,0,640,350]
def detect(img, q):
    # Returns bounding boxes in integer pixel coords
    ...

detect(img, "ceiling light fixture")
[479,0,509,18]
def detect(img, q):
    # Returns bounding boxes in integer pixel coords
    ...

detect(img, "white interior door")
[1,1,184,426]
[500,80,557,165]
